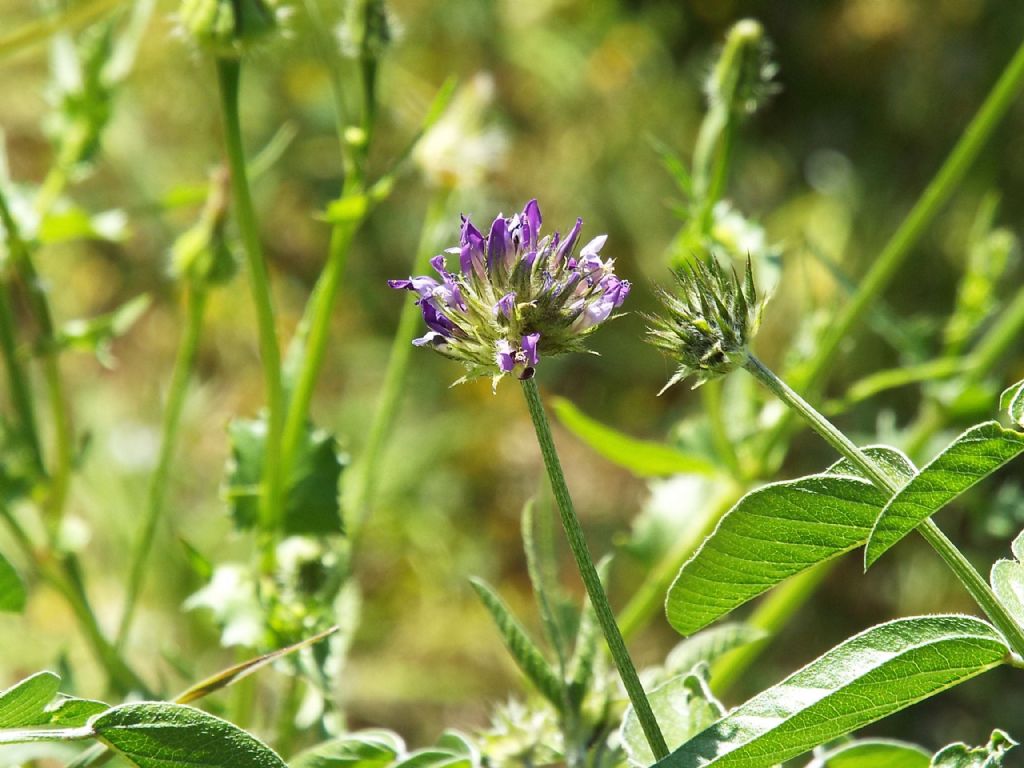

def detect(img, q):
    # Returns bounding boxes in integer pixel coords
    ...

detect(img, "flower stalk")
[520,378,668,760]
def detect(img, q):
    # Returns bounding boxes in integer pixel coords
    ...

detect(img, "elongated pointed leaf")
[551,397,717,478]
[0,672,60,728]
[0,550,25,613]
[1000,380,1024,429]
[865,422,1024,567]
[810,739,930,768]
[469,578,564,710]
[622,671,724,767]
[990,529,1024,633]
[90,703,286,768]
[657,616,1008,768]
[667,447,911,635]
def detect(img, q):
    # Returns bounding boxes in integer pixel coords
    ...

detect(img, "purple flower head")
[390,199,629,388]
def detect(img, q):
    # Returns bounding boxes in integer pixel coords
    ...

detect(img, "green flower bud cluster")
[170,168,238,288]
[647,255,763,392]
[179,0,281,57]
[705,18,778,118]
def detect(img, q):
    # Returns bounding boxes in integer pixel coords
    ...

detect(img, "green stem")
[761,34,1024,461]
[279,220,358,488]
[0,280,43,474]
[701,380,743,479]
[520,378,668,760]
[744,353,1024,659]
[0,187,72,522]
[116,286,208,648]
[345,192,449,534]
[216,58,285,544]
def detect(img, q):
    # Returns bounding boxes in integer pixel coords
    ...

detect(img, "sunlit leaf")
[290,729,406,768]
[664,623,768,677]
[0,672,60,728]
[1001,380,1024,429]
[930,729,1017,767]
[865,422,1024,568]
[667,447,910,635]
[552,397,717,478]
[657,616,1008,768]
[622,670,724,767]
[90,703,286,768]
[808,739,930,768]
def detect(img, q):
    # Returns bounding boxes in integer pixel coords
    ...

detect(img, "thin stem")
[744,353,1024,658]
[279,220,358,488]
[701,380,743,479]
[345,192,449,534]
[520,378,668,760]
[760,34,1024,462]
[0,187,72,522]
[216,58,285,543]
[0,280,44,474]
[116,286,208,648]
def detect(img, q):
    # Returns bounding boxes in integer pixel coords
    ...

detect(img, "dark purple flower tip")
[556,217,583,261]
[523,199,542,239]
[430,254,448,275]
[522,332,540,366]
[494,291,517,319]
[421,301,455,337]
[388,276,441,300]
[460,217,486,276]
[488,215,511,271]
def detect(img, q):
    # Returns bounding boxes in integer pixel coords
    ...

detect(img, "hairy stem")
[745,353,1024,658]
[345,192,449,534]
[520,378,668,760]
[216,58,285,545]
[116,286,208,648]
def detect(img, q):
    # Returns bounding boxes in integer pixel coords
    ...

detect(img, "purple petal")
[601,276,631,307]
[494,291,517,319]
[430,254,448,275]
[580,234,607,258]
[421,301,455,336]
[413,331,448,347]
[573,296,614,331]
[523,199,542,243]
[555,217,583,261]
[521,332,540,366]
[487,215,511,271]
[388,276,440,299]
[460,217,486,277]
[495,339,516,372]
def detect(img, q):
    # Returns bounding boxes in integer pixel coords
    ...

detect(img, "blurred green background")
[1,0,1023,755]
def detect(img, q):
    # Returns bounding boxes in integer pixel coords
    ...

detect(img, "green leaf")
[931,729,1017,767]
[0,549,25,613]
[289,729,406,768]
[657,616,1008,768]
[224,417,345,535]
[551,397,717,478]
[666,447,911,635]
[622,670,725,768]
[810,739,931,768]
[39,206,128,244]
[391,730,477,768]
[521,500,570,670]
[865,422,1024,568]
[664,623,768,677]
[991,529,1024,629]
[1001,380,1024,429]
[90,702,286,768]
[468,577,564,711]
[0,672,60,728]
[44,696,109,727]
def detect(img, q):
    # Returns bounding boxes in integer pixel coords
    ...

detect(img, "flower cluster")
[647,254,762,392]
[390,200,629,386]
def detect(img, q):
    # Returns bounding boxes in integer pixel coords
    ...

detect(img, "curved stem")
[520,378,668,760]
[345,192,449,535]
[0,281,43,474]
[116,286,207,648]
[744,353,1024,658]
[216,58,285,546]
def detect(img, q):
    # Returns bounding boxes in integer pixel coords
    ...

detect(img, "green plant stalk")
[216,58,285,542]
[116,286,208,649]
[520,378,668,759]
[618,484,741,640]
[279,219,358,489]
[761,34,1024,460]
[0,188,72,522]
[701,379,743,479]
[744,353,1024,658]
[0,282,43,473]
[345,192,449,534]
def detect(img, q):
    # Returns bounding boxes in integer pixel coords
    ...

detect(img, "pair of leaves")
[655,616,1009,768]
[224,417,345,535]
